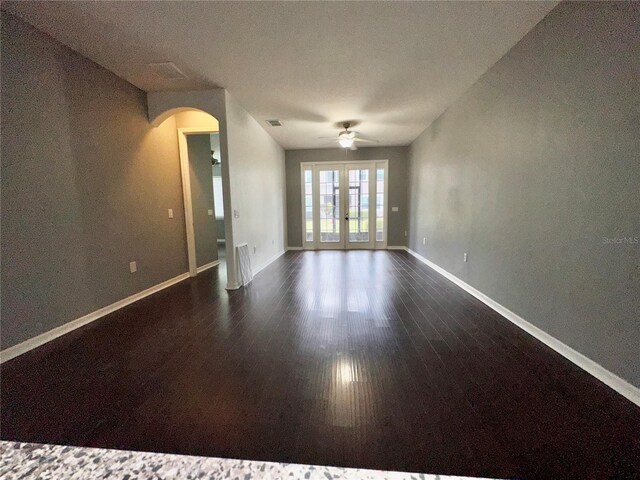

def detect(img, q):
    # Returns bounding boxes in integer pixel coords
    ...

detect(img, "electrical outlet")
[392,206,399,212]
[168,209,173,219]
[233,209,240,218]
[422,237,426,245]
[129,261,137,273]
[463,253,468,262]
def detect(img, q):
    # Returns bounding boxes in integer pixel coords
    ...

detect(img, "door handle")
[345,214,349,221]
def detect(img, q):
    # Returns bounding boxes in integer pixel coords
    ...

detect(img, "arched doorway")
[152,104,237,289]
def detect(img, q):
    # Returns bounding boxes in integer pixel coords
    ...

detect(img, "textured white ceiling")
[5,1,558,149]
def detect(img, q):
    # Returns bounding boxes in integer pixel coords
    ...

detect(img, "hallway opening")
[158,109,231,280]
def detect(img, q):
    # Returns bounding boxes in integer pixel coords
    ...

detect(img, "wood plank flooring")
[1,251,639,479]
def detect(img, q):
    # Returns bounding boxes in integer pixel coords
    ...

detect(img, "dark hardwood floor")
[1,251,639,479]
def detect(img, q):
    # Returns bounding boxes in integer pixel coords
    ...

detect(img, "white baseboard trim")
[405,248,640,407]
[287,246,407,251]
[196,260,221,273]
[253,250,287,278]
[0,272,190,364]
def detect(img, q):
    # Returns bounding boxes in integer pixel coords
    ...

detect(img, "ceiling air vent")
[147,62,187,80]
[266,120,283,127]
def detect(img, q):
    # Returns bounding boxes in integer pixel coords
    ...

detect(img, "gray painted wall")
[187,134,218,267]
[285,147,409,248]
[1,14,188,349]
[407,2,640,386]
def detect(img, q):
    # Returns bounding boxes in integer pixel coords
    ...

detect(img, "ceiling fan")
[321,122,379,150]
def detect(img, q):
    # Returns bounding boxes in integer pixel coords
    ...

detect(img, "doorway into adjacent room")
[300,160,388,250]
[210,133,226,262]
[173,110,230,278]
[183,131,225,275]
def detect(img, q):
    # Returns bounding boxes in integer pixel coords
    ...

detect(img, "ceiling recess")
[146,62,187,80]
[266,120,283,127]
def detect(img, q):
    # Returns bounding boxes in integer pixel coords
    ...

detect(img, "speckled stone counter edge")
[0,441,497,480]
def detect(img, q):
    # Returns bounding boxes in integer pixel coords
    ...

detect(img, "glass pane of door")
[303,169,313,242]
[318,169,340,243]
[376,168,384,242]
[348,168,370,242]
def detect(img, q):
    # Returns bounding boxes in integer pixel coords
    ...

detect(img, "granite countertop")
[0,441,496,480]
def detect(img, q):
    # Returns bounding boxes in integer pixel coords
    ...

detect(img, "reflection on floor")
[1,251,639,479]
[217,241,226,260]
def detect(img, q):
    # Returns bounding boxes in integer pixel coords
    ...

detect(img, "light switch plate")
[208,209,213,216]
[168,209,173,218]
[129,261,137,273]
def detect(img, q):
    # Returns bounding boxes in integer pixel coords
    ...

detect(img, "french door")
[301,160,388,250]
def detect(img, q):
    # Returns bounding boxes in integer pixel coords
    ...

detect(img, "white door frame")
[177,127,226,277]
[300,160,388,250]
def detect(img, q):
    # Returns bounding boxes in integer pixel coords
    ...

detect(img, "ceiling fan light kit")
[338,136,354,149]
[320,122,379,150]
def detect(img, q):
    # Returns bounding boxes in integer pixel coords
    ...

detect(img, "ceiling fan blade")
[318,136,339,140]
[351,131,379,143]
[354,137,379,144]
[350,144,358,151]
